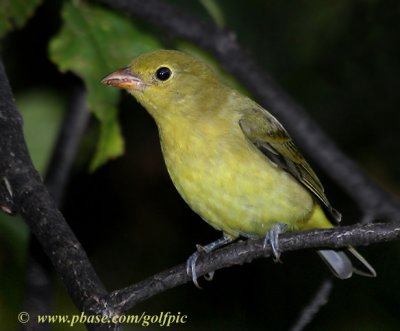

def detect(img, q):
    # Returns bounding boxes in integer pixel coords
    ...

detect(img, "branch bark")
[105,222,400,313]
[22,85,90,331]
[0,59,114,331]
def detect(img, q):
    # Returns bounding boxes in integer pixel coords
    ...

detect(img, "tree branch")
[22,85,90,331]
[105,222,400,313]
[0,58,114,331]
[97,0,400,220]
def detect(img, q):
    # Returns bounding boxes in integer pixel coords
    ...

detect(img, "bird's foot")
[263,223,287,262]
[186,235,233,288]
[186,250,202,289]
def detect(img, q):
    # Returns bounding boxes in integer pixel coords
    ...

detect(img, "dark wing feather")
[239,105,341,224]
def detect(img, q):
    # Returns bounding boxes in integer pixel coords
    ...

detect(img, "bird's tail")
[317,247,376,279]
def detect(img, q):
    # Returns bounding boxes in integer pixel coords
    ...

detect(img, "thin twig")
[289,279,333,331]
[44,85,90,202]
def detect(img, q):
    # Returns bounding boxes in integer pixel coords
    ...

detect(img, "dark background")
[1,1,400,330]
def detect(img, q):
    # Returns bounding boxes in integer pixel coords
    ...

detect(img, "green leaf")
[90,115,124,172]
[49,1,161,171]
[0,0,42,38]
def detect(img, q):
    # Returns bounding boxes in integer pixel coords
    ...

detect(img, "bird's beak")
[101,67,144,91]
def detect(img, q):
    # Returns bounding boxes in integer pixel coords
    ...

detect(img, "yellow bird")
[102,50,376,285]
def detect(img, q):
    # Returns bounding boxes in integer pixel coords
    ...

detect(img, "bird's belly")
[161,133,314,238]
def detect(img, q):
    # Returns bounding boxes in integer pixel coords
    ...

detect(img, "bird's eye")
[156,67,172,81]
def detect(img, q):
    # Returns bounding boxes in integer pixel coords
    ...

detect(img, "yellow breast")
[157,109,315,239]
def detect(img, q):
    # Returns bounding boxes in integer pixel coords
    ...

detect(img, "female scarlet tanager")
[102,50,376,285]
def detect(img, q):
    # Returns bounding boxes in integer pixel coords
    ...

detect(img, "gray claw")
[186,235,234,288]
[186,252,202,289]
[263,223,287,262]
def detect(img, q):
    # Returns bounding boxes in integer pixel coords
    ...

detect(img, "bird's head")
[102,50,221,121]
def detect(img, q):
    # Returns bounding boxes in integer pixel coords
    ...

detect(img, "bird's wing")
[239,105,341,223]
